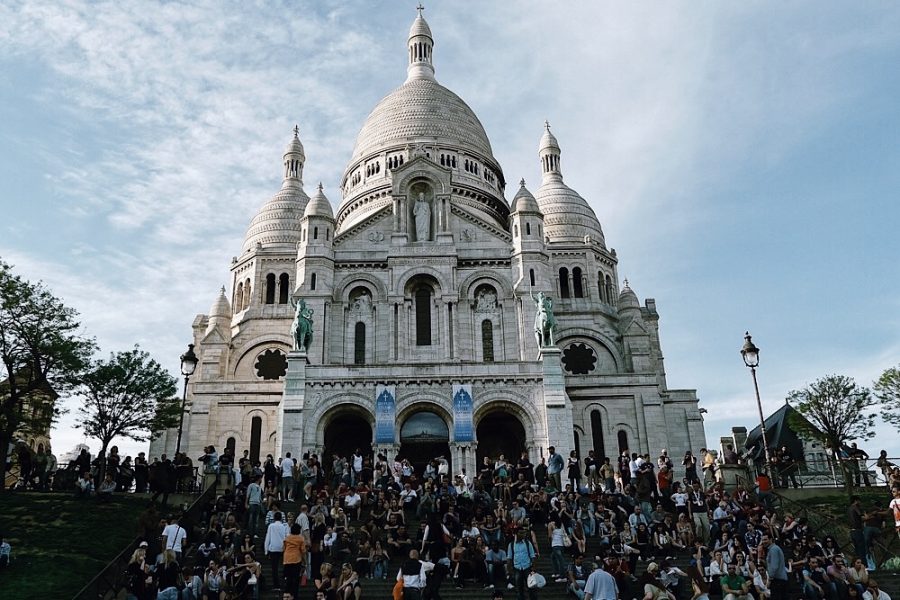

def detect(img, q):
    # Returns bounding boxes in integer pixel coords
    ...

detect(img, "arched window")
[617,430,629,454]
[415,286,432,346]
[574,431,581,459]
[226,437,236,457]
[250,416,262,463]
[326,228,330,241]
[481,319,494,362]
[278,273,289,304]
[243,279,251,310]
[235,282,243,309]
[598,271,605,303]
[354,322,366,365]
[605,275,613,302]
[265,273,276,304]
[313,226,319,240]
[559,267,570,298]
[310,273,317,291]
[529,269,535,287]
[573,267,584,298]
[591,410,606,460]
[513,224,518,238]
[526,222,531,236]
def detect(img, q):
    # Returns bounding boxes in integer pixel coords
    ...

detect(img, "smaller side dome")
[303,183,335,219]
[617,280,640,310]
[209,286,232,318]
[510,179,541,214]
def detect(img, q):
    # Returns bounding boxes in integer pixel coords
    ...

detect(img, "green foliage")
[874,365,900,431]
[0,259,96,487]
[787,374,877,452]
[0,493,146,597]
[76,346,179,451]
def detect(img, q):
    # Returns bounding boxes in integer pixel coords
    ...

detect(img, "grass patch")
[0,493,146,599]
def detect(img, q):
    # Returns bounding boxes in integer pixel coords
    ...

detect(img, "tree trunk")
[0,432,10,492]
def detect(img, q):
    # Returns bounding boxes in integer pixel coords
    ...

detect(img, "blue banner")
[453,384,474,442]
[375,385,396,444]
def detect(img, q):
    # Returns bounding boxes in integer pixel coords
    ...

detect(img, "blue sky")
[1,1,899,461]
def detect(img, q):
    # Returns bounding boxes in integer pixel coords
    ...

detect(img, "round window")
[255,348,288,380]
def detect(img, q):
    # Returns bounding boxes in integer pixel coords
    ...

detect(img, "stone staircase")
[242,501,900,600]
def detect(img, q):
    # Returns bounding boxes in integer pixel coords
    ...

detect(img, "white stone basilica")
[152,9,706,476]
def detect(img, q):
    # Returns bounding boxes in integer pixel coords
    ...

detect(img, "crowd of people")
[107,442,897,600]
[5,437,900,600]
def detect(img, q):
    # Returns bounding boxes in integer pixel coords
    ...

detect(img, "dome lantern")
[407,4,435,82]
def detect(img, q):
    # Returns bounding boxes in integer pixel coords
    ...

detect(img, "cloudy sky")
[2,1,899,461]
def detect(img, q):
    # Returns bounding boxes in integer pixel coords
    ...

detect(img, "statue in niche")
[475,288,497,313]
[530,290,556,348]
[289,297,314,352]
[413,192,431,241]
[351,292,371,313]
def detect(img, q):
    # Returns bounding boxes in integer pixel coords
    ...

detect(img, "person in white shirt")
[161,516,187,562]
[400,483,418,513]
[864,580,892,600]
[281,453,295,501]
[352,450,363,485]
[344,488,362,520]
[264,512,288,590]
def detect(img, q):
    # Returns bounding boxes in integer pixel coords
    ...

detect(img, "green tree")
[0,259,95,490]
[787,374,877,488]
[874,364,900,430]
[76,346,180,482]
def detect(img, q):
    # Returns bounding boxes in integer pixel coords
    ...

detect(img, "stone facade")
[151,9,706,477]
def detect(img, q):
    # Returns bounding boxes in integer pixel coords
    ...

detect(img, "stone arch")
[392,165,450,196]
[305,391,375,448]
[242,408,271,439]
[472,393,540,446]
[458,270,514,301]
[395,266,449,297]
[613,422,638,453]
[334,272,388,302]
[395,390,453,443]
[554,327,623,373]
[219,428,244,450]
[232,340,292,379]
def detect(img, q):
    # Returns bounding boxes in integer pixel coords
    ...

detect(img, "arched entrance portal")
[324,413,372,472]
[399,411,450,476]
[476,412,526,469]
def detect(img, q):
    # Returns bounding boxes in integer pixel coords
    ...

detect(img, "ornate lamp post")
[174,343,198,456]
[741,332,771,473]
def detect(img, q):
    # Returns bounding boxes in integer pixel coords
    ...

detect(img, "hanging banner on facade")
[452,384,474,442]
[374,385,396,444]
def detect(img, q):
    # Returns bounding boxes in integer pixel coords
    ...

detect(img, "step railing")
[71,480,218,600]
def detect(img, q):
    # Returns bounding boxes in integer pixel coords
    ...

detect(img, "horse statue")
[290,297,314,352]
[530,291,556,348]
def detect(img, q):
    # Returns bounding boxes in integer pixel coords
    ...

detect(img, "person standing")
[265,511,288,591]
[283,523,306,599]
[397,549,433,600]
[507,528,538,600]
[582,559,619,600]
[547,447,564,492]
[134,452,149,493]
[246,474,264,537]
[567,451,582,491]
[762,533,788,600]
[281,453,295,502]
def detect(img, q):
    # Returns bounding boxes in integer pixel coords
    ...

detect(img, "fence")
[746,456,899,489]
[71,480,218,600]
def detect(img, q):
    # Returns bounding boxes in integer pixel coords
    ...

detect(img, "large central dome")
[350,77,494,162]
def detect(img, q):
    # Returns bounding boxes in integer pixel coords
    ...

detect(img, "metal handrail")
[72,480,218,600]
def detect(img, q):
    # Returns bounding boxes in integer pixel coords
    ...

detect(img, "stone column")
[278,351,308,460]
[540,346,574,459]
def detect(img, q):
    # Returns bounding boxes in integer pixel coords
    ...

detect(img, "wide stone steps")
[250,503,900,600]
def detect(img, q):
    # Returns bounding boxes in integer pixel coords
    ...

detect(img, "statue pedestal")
[539,346,574,462]
[277,351,308,459]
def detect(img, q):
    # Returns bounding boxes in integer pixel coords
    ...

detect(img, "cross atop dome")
[417,3,424,16]
[293,124,299,138]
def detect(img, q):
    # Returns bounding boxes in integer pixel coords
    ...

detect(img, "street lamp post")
[175,343,198,456]
[741,332,771,474]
